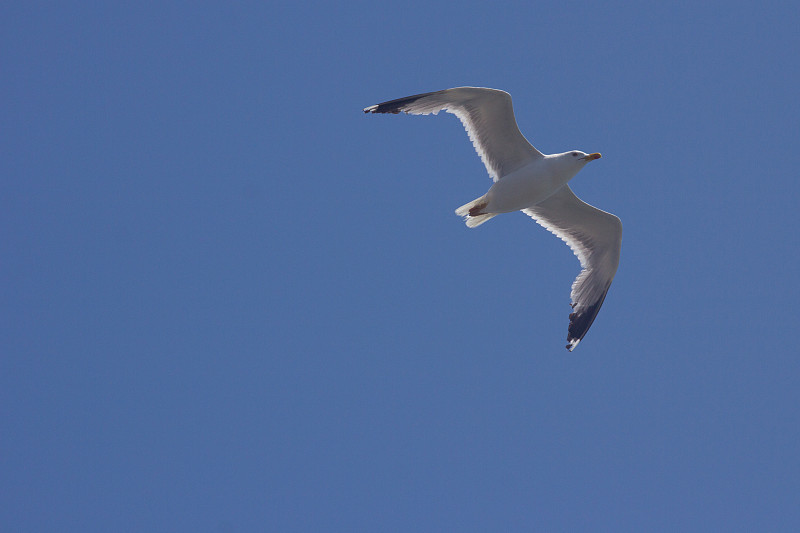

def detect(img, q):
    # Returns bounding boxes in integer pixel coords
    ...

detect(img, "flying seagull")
[364,87,622,351]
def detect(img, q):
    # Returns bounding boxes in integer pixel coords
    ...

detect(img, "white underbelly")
[485,172,562,213]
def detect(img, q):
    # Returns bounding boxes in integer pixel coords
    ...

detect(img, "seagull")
[364,87,622,351]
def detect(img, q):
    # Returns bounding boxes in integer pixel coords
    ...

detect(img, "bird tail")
[455,195,497,228]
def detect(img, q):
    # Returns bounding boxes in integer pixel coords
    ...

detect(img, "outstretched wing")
[522,185,622,351]
[364,87,542,181]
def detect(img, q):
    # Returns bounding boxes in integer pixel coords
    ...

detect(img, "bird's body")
[364,87,622,351]
[480,152,593,213]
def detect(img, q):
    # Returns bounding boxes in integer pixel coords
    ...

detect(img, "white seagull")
[364,87,622,351]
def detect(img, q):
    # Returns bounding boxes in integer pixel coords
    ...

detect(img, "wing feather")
[364,87,542,181]
[522,185,622,351]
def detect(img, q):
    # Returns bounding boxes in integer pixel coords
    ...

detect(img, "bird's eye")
[571,152,579,157]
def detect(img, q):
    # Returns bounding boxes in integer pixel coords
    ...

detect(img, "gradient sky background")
[3,1,800,531]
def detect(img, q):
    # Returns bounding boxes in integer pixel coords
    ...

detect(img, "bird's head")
[550,151,602,179]
[567,151,602,164]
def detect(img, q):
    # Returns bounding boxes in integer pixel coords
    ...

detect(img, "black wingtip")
[565,289,610,351]
[365,103,404,114]
[363,89,449,115]
[363,97,416,115]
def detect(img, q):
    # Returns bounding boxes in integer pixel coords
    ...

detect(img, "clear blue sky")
[3,1,799,531]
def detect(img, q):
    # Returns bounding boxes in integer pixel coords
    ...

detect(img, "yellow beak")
[582,153,602,161]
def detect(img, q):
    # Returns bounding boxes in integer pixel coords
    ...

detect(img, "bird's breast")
[485,163,564,213]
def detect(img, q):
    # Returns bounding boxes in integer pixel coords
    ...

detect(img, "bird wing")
[364,87,542,182]
[522,185,622,351]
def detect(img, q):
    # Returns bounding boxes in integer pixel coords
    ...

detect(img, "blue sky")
[2,0,799,531]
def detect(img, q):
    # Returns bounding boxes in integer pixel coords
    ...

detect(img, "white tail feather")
[455,195,497,228]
